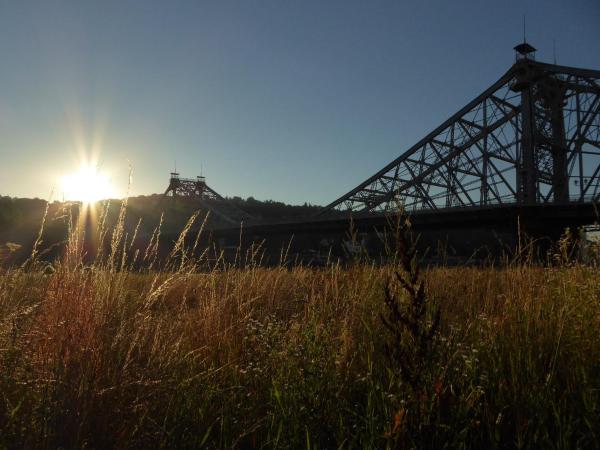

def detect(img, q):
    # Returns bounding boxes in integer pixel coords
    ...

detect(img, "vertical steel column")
[519,84,537,204]
[481,99,489,205]
[550,87,568,203]
[576,93,585,200]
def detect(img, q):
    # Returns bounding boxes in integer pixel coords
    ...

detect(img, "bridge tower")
[318,44,600,216]
[163,172,255,223]
[511,42,569,204]
[164,172,223,200]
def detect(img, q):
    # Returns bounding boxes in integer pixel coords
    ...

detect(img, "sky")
[0,0,599,205]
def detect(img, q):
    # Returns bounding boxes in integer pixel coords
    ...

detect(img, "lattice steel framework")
[164,172,255,223]
[164,173,223,200]
[320,51,600,215]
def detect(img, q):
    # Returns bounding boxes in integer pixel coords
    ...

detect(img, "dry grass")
[0,205,599,448]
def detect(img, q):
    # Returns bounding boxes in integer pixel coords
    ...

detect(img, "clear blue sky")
[0,0,599,204]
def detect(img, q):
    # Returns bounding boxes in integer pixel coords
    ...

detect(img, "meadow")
[0,204,599,449]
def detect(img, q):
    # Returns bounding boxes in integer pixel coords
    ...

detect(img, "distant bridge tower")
[164,172,224,200]
[163,172,255,223]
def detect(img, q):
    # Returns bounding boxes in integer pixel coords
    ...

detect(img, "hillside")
[0,194,323,265]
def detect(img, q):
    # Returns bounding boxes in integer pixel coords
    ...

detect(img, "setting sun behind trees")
[60,164,115,204]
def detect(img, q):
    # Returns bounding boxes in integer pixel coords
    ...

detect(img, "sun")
[61,164,115,203]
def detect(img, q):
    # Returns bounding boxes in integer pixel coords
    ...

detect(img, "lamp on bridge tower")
[514,42,536,61]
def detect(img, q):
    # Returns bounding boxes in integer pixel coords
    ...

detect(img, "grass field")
[0,208,599,449]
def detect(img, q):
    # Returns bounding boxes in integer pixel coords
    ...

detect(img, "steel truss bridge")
[318,44,600,217]
[170,45,600,260]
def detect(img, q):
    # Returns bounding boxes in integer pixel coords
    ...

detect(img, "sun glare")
[61,165,115,203]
